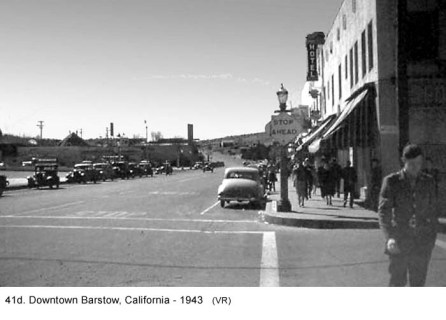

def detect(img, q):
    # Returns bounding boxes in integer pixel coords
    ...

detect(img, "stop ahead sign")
[268,112,304,145]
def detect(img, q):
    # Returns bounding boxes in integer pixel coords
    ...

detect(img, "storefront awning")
[320,83,377,150]
[296,114,336,152]
[322,89,369,139]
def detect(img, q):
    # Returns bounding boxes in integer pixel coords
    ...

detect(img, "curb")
[262,200,380,230]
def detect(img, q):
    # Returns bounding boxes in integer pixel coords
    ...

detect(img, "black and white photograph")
[0,0,445,315]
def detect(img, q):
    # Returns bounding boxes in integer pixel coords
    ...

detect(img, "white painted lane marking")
[436,239,446,250]
[200,201,220,215]
[0,215,257,224]
[0,224,264,234]
[260,232,279,287]
[13,201,85,216]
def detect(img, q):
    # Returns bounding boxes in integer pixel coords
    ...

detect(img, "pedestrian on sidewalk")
[303,158,314,199]
[267,165,277,192]
[378,144,439,287]
[342,160,357,208]
[318,160,335,205]
[292,160,307,207]
[369,158,382,212]
[330,158,342,198]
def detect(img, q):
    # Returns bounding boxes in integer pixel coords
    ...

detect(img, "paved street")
[1,155,446,286]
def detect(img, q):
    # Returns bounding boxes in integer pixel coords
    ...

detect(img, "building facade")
[301,0,446,206]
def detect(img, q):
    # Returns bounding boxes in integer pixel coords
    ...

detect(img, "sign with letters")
[306,41,318,81]
[268,112,304,145]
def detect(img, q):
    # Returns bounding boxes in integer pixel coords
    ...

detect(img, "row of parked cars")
[65,160,154,184]
[18,158,158,189]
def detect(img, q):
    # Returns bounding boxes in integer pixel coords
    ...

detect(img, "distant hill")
[199,132,273,148]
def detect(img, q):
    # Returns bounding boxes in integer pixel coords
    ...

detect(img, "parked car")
[93,162,115,181]
[193,162,204,170]
[66,163,99,184]
[0,175,8,196]
[27,159,60,189]
[217,167,267,209]
[139,160,154,177]
[202,162,214,173]
[155,163,173,175]
[128,162,143,178]
[112,161,130,179]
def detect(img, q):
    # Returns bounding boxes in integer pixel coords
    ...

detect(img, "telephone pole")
[37,121,44,140]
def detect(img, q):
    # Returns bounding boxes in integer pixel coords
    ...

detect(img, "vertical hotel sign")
[306,32,325,82]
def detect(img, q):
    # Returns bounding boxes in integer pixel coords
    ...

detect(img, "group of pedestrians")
[292,157,357,208]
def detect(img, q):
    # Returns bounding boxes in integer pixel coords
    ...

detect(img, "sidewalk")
[262,177,446,230]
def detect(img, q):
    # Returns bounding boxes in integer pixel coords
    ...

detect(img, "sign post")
[266,84,305,212]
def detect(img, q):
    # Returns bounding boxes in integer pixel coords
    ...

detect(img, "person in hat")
[378,144,439,286]
[293,160,308,207]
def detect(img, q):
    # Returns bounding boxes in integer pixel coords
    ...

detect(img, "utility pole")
[37,121,44,140]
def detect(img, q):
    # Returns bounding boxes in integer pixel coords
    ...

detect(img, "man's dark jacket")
[378,170,439,253]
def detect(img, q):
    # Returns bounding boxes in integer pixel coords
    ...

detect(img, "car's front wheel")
[220,200,225,208]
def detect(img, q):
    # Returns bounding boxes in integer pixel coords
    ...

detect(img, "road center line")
[0,224,264,234]
[12,201,85,216]
[436,239,446,250]
[200,201,220,215]
[260,231,279,287]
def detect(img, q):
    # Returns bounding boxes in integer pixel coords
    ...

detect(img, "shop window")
[350,48,354,88]
[338,64,342,99]
[406,11,438,61]
[345,55,348,79]
[354,41,359,84]
[368,20,374,71]
[361,30,367,77]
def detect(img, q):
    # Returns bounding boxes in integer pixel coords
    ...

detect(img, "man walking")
[330,158,342,198]
[378,144,438,287]
[342,160,357,208]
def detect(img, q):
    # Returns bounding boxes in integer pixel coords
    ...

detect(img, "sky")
[0,0,343,140]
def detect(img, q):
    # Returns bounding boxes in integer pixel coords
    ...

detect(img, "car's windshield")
[226,171,258,181]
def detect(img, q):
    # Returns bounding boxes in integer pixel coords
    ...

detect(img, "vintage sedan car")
[66,163,99,184]
[93,162,115,181]
[202,162,214,173]
[217,167,267,209]
[27,159,60,189]
[139,160,153,177]
[111,161,130,179]
[0,175,8,196]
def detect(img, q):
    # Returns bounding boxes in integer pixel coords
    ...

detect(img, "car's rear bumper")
[218,195,261,202]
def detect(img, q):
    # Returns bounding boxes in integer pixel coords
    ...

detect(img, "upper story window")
[337,28,341,41]
[330,41,333,54]
[342,14,347,30]
[352,0,357,13]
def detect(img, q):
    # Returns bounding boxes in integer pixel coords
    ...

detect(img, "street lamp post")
[276,84,292,212]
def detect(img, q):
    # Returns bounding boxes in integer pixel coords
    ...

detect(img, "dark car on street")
[66,163,99,184]
[0,175,8,196]
[93,162,115,181]
[139,160,154,177]
[112,161,131,179]
[27,159,60,189]
[202,162,214,173]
